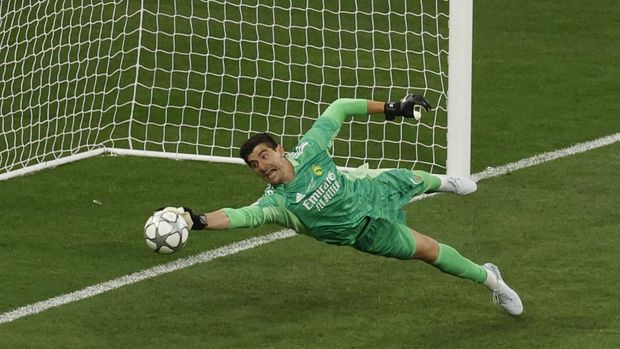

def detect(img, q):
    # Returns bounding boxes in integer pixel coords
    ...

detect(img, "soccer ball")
[144,210,189,254]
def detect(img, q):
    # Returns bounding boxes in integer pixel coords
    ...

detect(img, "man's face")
[246,143,292,185]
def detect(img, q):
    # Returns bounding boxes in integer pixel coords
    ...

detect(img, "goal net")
[0,0,472,181]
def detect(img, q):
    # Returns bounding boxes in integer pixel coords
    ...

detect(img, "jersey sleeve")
[222,205,308,234]
[222,191,310,235]
[302,98,368,151]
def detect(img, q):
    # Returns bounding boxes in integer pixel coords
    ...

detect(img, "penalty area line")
[1,132,618,325]
[0,229,296,325]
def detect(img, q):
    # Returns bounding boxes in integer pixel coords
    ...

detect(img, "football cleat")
[438,175,477,195]
[483,263,523,315]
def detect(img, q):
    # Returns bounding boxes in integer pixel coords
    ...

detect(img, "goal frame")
[446,0,473,176]
[0,0,473,181]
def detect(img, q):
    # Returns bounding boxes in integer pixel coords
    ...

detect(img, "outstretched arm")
[321,95,432,125]
[306,95,433,151]
[157,205,309,234]
[319,98,393,125]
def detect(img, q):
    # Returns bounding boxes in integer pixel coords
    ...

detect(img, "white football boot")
[437,175,478,195]
[483,263,524,315]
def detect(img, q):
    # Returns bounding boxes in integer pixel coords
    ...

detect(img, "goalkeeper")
[160,95,523,315]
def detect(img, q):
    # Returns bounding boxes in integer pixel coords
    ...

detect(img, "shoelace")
[492,286,513,304]
[448,177,458,191]
[492,289,500,304]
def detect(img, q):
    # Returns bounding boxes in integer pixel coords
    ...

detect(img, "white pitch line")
[411,132,620,202]
[472,132,620,181]
[0,229,296,325]
[1,132,618,325]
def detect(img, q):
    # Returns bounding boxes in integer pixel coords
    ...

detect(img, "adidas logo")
[295,193,305,203]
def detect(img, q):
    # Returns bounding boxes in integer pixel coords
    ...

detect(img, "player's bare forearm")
[367,100,386,114]
[203,210,230,230]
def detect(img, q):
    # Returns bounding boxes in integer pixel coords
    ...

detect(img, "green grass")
[1,0,620,348]
[0,144,618,348]
[472,0,620,170]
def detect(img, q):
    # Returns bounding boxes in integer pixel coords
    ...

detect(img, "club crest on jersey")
[311,164,323,176]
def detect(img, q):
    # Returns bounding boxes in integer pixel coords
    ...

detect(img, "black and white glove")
[156,206,208,230]
[384,94,433,121]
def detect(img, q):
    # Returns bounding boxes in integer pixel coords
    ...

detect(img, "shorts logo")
[311,164,323,176]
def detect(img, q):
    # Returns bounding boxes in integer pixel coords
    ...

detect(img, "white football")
[144,210,189,254]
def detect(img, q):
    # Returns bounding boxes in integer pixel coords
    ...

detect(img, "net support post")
[447,0,473,176]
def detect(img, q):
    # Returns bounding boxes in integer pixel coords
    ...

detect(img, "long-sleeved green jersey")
[223,99,425,246]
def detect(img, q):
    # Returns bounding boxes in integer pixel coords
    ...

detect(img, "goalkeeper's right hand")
[156,207,208,230]
[384,94,433,121]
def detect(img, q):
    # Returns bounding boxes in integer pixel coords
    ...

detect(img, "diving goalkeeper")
[159,95,523,315]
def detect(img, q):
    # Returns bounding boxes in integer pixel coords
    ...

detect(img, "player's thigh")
[353,218,416,260]
[374,169,431,204]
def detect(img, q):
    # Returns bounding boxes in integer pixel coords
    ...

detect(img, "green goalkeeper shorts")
[352,217,416,260]
[347,168,432,260]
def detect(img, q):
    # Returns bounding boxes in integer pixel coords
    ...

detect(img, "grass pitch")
[1,0,619,348]
[0,144,618,348]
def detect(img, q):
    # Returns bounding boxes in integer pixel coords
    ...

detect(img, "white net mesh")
[0,0,452,178]
[0,1,137,174]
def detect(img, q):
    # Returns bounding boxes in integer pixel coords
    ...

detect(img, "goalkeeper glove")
[384,94,432,121]
[156,207,208,230]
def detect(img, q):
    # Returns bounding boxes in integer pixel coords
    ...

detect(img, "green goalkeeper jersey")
[223,99,422,246]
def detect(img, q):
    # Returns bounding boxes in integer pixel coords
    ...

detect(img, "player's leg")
[355,218,501,292]
[351,218,523,314]
[409,228,487,283]
[409,227,524,315]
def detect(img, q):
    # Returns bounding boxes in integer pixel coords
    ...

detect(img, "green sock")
[432,243,487,284]
[412,170,442,192]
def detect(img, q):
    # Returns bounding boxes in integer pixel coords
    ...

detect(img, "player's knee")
[411,231,439,262]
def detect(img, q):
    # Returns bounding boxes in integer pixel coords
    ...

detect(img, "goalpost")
[0,0,472,181]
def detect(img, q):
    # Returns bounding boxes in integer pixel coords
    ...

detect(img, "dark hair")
[240,133,279,164]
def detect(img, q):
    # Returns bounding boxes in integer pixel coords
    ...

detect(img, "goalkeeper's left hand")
[156,206,208,230]
[384,94,433,121]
